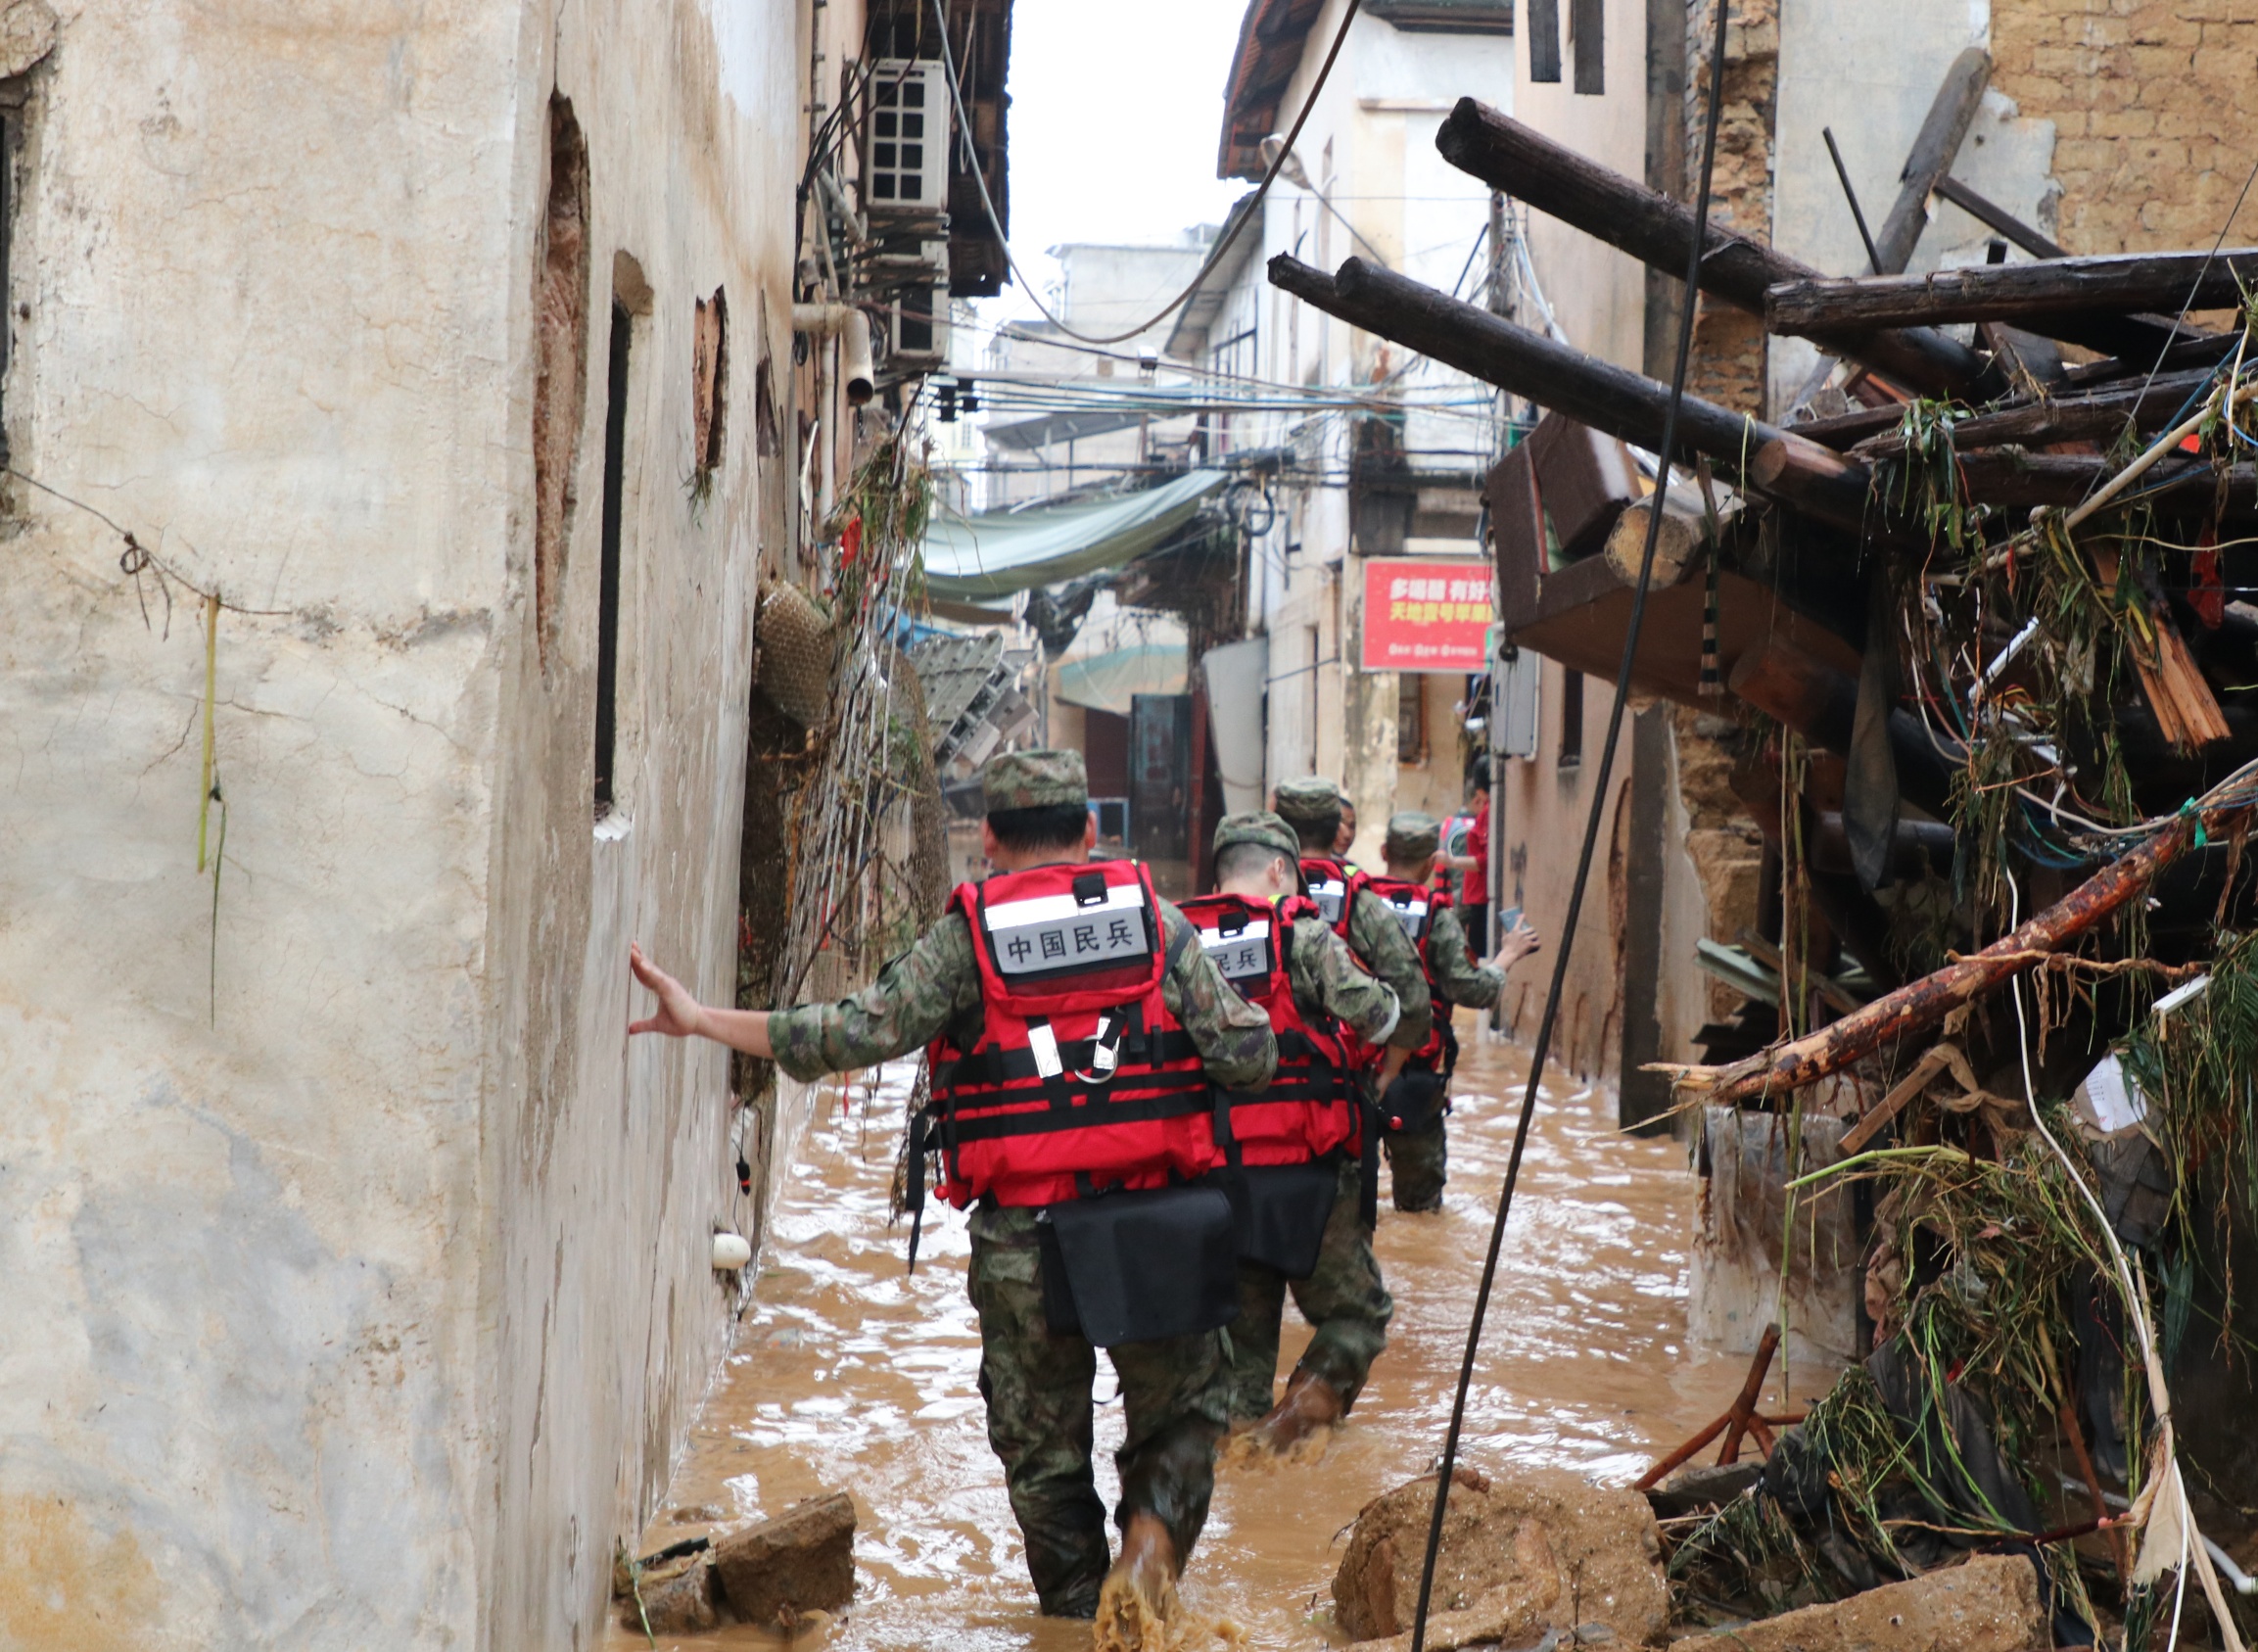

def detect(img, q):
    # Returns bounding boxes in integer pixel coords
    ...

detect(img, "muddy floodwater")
[613,1021,1802,1652]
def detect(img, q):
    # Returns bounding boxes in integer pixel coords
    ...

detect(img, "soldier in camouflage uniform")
[629,750,1277,1628]
[1202,812,1408,1454]
[1377,810,1539,1210]
[1272,778,1434,1061]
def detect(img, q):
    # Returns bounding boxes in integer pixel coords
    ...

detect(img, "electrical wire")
[1401,5,1740,1648]
[929,0,1367,347]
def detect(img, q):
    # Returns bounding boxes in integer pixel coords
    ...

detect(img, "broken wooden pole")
[1766,248,2258,334]
[1852,365,2221,459]
[1934,175,2065,260]
[1723,637,1957,821]
[1268,254,1879,530]
[1649,809,2214,1105]
[1633,1324,1781,1489]
[1433,99,1999,399]
[1945,451,2253,511]
[1871,48,1992,275]
[1631,1411,1733,1491]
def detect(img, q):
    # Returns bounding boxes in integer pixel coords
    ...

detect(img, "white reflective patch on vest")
[1196,919,1272,983]
[1387,895,1431,939]
[1027,1020,1064,1077]
[986,883,1153,976]
[1074,1011,1110,1078]
[1307,879,1345,925]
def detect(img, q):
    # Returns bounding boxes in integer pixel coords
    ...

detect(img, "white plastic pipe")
[791,303,875,405]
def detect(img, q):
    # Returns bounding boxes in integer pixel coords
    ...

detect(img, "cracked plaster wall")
[0,1,803,1647]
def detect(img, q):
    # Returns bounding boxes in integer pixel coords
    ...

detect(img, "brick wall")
[1683,0,1778,414]
[1993,0,2258,256]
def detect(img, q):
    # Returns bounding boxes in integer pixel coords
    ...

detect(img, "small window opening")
[1558,669,1584,769]
[533,94,590,666]
[1570,0,1604,94]
[1528,0,1563,83]
[594,299,632,814]
[692,286,729,474]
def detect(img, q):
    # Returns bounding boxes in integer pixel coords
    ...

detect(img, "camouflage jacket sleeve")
[1427,903,1505,1009]
[1286,915,1400,1045]
[1347,887,1434,1050]
[1156,901,1278,1091]
[766,912,984,1081]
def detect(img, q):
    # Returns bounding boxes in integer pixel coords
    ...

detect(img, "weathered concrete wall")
[0,1,802,1646]
[1494,660,1633,1078]
[1769,0,2056,409]
[1514,0,1649,373]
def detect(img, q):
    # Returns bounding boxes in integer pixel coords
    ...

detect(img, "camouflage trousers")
[1385,1117,1448,1211]
[965,1204,1232,1619]
[1225,1159,1394,1421]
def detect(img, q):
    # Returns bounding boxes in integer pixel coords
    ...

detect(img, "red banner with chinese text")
[1360,557,1493,673]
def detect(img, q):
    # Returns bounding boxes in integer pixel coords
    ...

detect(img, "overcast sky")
[985,0,1251,324]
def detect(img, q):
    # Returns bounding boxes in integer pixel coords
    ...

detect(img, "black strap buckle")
[906,1108,932,1273]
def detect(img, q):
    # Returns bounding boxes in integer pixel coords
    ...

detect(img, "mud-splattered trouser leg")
[1226,1161,1394,1421]
[1288,1159,1394,1401]
[966,1208,1232,1617]
[1228,1257,1290,1419]
[1385,1117,1448,1211]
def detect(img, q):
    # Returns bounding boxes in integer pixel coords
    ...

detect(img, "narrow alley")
[9,0,2258,1648]
[611,1032,1764,1652]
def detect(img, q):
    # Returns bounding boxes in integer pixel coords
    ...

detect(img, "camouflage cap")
[1273,776,1344,824]
[1213,810,1302,862]
[1385,810,1441,859]
[981,747,1088,812]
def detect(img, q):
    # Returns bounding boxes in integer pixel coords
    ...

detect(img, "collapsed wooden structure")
[1273,96,2258,1087]
[1272,84,2258,1644]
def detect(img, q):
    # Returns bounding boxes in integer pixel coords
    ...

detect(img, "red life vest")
[1363,873,1459,1073]
[923,859,1216,1209]
[1177,892,1360,1166]
[1297,856,1369,939]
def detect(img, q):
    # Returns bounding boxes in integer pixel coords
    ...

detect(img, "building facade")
[0,0,1000,1644]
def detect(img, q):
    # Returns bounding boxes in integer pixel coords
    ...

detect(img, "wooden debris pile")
[1268,85,2258,1652]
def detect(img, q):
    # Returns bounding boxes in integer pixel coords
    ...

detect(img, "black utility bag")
[1379,1067,1449,1134]
[1036,1184,1240,1347]
[1222,1161,1339,1279]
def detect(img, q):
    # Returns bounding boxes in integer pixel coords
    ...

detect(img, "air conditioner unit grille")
[867,63,948,213]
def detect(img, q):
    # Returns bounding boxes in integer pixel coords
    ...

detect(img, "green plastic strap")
[2180,798,2208,849]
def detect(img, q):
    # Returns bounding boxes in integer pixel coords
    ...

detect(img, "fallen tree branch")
[1647,805,2228,1106]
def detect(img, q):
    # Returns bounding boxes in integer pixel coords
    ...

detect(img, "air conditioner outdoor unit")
[865,59,951,216]
[887,273,951,374]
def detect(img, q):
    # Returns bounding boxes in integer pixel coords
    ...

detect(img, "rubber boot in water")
[1093,1512,1178,1652]
[1246,1368,1344,1455]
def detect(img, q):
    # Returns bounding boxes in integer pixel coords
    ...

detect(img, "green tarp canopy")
[920,470,1228,600]
[1055,643,1188,716]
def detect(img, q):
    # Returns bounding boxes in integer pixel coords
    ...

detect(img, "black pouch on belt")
[1038,1185,1241,1347]
[1379,1068,1449,1134]
[1220,1161,1339,1279]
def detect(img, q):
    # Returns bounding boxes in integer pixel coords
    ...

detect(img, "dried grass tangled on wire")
[773,433,933,1006]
